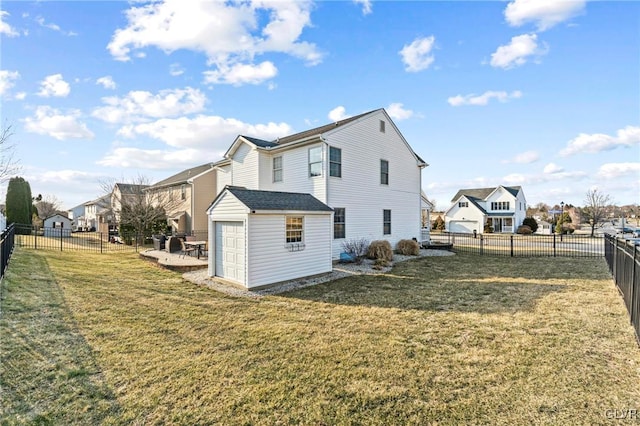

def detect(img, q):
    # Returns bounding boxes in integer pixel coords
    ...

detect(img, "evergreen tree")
[5,176,32,225]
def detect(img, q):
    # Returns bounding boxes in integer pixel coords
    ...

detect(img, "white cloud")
[15,92,26,100]
[0,70,20,96]
[169,63,184,76]
[37,74,71,97]
[543,163,564,174]
[23,106,94,140]
[387,103,414,121]
[399,36,436,72]
[117,114,293,150]
[97,147,204,169]
[0,11,19,37]
[502,150,539,164]
[504,0,586,31]
[490,34,547,69]
[107,0,321,86]
[354,0,372,15]
[596,163,640,180]
[448,90,522,106]
[96,76,116,90]
[560,125,640,156]
[92,87,207,124]
[203,61,277,86]
[35,16,77,36]
[328,106,349,122]
[503,168,587,186]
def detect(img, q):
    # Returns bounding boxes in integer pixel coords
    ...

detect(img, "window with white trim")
[380,159,389,185]
[334,208,345,239]
[459,201,468,208]
[309,146,322,177]
[491,201,510,210]
[383,209,391,235]
[286,216,303,243]
[273,156,283,182]
[329,146,341,178]
[181,184,186,200]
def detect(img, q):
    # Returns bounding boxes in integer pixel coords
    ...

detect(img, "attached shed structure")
[207,186,333,289]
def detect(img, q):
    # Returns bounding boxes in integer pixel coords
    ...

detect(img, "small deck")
[140,249,208,272]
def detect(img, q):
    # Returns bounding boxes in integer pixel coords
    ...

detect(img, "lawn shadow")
[280,254,568,314]
[0,250,123,424]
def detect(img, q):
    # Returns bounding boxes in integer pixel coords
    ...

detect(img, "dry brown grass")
[1,248,639,424]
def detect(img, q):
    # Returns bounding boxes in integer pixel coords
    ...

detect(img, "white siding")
[208,192,249,221]
[232,143,259,189]
[445,200,485,233]
[260,142,327,202]
[324,112,422,258]
[215,165,232,194]
[246,213,332,288]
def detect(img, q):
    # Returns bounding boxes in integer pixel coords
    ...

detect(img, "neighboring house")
[207,108,427,288]
[146,163,216,239]
[421,191,434,243]
[111,183,149,227]
[84,195,111,231]
[0,212,5,231]
[445,185,527,234]
[68,202,87,231]
[43,214,72,237]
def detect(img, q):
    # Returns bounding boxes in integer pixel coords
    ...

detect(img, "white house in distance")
[444,186,527,234]
[206,108,428,289]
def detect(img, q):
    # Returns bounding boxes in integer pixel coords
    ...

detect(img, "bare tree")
[101,175,182,242]
[0,124,21,182]
[34,194,62,219]
[582,188,612,237]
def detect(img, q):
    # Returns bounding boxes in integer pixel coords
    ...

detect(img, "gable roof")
[274,110,375,145]
[450,186,522,202]
[148,163,214,189]
[44,213,71,222]
[114,183,148,194]
[215,186,333,212]
[240,136,278,148]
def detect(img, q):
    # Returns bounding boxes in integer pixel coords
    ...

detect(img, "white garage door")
[215,221,245,285]
[449,220,478,234]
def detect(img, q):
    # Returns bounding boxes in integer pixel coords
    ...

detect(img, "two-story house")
[145,163,216,239]
[444,185,527,234]
[84,195,111,232]
[206,108,427,289]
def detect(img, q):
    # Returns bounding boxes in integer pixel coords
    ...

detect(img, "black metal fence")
[1,223,15,281]
[14,224,144,253]
[604,234,640,345]
[430,232,604,257]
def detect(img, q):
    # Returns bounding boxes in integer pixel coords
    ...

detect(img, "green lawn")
[1,248,639,425]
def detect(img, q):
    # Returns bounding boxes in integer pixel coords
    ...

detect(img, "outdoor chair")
[180,239,198,258]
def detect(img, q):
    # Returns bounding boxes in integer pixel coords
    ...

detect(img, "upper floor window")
[329,147,342,178]
[380,159,389,185]
[273,156,283,182]
[383,209,391,235]
[286,216,303,243]
[459,201,468,208]
[181,184,186,200]
[379,120,386,133]
[334,208,345,239]
[309,146,322,177]
[491,201,510,211]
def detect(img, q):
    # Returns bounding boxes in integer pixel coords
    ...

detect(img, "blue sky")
[0,0,638,211]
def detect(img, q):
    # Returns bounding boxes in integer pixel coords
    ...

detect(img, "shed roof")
[221,186,333,212]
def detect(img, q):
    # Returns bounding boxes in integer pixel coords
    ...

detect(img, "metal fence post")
[100,233,103,254]
[480,234,484,256]
[510,235,514,257]
[34,226,38,250]
[553,234,556,257]
[631,244,637,326]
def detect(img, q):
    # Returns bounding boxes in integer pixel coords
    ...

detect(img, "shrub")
[341,238,369,263]
[484,219,494,233]
[367,240,393,261]
[516,225,533,235]
[522,217,538,233]
[372,258,390,270]
[395,239,420,255]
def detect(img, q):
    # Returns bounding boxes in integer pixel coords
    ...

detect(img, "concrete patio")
[140,249,207,272]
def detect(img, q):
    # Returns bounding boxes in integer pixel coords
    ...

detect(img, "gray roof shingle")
[451,186,521,202]
[149,163,214,189]
[225,186,332,212]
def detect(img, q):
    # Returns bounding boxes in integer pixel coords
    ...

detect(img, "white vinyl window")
[286,216,303,243]
[309,147,322,177]
[273,156,283,182]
